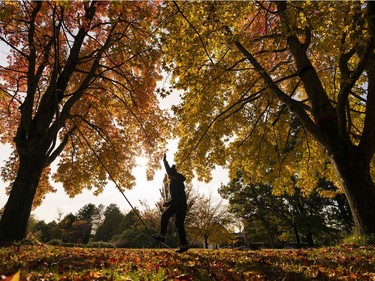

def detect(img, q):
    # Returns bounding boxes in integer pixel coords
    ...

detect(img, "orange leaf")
[2,270,20,281]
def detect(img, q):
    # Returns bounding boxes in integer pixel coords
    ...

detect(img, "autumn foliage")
[0,0,168,201]
[0,1,170,243]
[0,245,374,280]
[159,1,375,236]
[1,0,375,244]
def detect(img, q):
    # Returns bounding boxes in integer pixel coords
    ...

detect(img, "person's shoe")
[176,245,189,253]
[153,235,165,243]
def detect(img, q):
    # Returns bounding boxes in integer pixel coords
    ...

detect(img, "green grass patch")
[344,233,375,246]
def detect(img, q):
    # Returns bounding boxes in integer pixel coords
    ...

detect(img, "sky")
[0,81,229,223]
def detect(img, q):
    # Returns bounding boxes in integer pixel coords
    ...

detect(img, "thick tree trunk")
[0,155,44,244]
[331,148,375,236]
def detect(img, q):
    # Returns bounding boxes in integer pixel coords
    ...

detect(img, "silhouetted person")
[154,154,189,253]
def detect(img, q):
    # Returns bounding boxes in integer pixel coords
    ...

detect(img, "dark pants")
[160,205,187,246]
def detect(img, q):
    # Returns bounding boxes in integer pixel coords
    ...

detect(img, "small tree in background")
[187,195,234,248]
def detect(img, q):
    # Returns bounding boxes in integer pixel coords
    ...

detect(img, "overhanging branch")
[224,26,324,145]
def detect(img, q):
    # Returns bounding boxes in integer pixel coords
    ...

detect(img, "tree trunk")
[258,216,275,248]
[331,147,375,236]
[293,219,301,248]
[305,231,314,248]
[0,155,44,244]
[334,193,354,233]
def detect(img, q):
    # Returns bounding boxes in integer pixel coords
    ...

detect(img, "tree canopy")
[160,1,369,190]
[1,0,375,242]
[0,1,169,203]
[158,1,375,235]
[0,0,171,243]
[219,172,354,247]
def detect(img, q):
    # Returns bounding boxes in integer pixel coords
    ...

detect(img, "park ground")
[0,244,374,280]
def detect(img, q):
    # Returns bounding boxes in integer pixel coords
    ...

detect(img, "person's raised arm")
[163,154,172,175]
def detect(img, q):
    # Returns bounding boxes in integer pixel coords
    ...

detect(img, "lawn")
[0,244,374,280]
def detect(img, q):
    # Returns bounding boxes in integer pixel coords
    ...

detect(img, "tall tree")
[58,213,78,243]
[111,209,157,248]
[219,177,285,247]
[0,1,169,243]
[93,204,125,242]
[76,203,103,244]
[159,1,375,237]
[33,220,61,243]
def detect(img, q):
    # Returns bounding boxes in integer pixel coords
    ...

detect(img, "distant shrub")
[86,241,116,248]
[47,239,62,246]
[113,241,128,248]
[19,238,42,246]
[62,242,79,247]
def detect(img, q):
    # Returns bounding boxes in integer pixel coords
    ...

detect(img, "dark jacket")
[164,159,187,209]
[169,173,187,208]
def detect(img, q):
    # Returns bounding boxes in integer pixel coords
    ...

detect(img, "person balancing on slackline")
[153,154,189,253]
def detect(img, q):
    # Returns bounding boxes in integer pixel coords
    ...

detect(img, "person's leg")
[161,206,175,236]
[154,206,175,243]
[175,209,188,252]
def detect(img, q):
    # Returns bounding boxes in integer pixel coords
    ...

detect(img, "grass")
[0,244,374,280]
[343,234,375,246]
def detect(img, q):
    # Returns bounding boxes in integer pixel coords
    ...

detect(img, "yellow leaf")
[3,270,20,281]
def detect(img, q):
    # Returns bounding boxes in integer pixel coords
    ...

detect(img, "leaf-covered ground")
[0,245,374,280]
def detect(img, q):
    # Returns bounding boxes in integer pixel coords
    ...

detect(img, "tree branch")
[14,1,42,155]
[173,1,215,65]
[277,2,337,144]
[224,25,325,146]
[45,125,76,166]
[358,1,375,160]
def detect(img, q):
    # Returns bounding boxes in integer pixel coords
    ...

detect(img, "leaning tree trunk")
[331,146,375,236]
[334,194,354,233]
[0,154,44,244]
